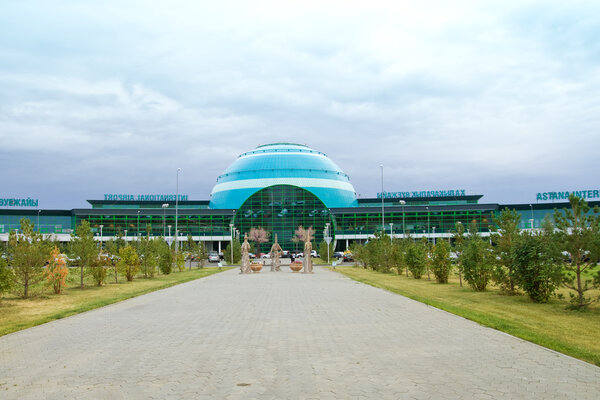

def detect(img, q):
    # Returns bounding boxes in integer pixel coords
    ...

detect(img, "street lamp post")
[426,206,430,241]
[324,222,331,264]
[529,204,534,230]
[37,210,41,233]
[432,226,436,245]
[168,225,172,248]
[229,223,234,265]
[137,210,140,238]
[175,168,182,257]
[399,200,406,238]
[124,229,128,244]
[99,224,104,251]
[380,164,384,233]
[162,203,169,238]
[389,223,393,243]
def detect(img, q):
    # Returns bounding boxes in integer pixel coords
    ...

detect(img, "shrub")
[0,256,14,297]
[118,245,140,282]
[512,231,562,303]
[158,242,173,275]
[9,218,52,298]
[431,240,452,283]
[90,254,110,286]
[45,247,69,294]
[405,241,428,279]
[462,237,494,291]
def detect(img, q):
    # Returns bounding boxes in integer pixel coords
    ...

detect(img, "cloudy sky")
[1,0,598,209]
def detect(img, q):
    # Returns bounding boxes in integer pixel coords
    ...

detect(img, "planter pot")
[290,262,303,272]
[250,263,263,273]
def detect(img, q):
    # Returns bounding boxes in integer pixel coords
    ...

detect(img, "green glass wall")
[234,185,333,253]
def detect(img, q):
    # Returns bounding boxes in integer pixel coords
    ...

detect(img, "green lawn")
[332,266,600,366]
[0,267,227,337]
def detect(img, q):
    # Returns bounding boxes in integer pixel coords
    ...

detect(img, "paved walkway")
[1,267,599,399]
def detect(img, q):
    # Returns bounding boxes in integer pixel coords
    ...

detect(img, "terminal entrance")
[233,185,333,253]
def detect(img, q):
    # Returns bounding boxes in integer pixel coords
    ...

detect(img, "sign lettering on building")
[103,194,189,201]
[0,197,39,207]
[377,190,467,199]
[536,190,600,201]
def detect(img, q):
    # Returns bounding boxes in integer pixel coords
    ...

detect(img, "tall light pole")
[399,200,406,238]
[99,224,104,252]
[162,203,169,238]
[168,225,172,248]
[432,226,436,245]
[389,223,393,243]
[37,210,41,233]
[124,229,128,244]
[175,168,182,257]
[137,210,140,238]
[529,204,534,230]
[426,206,430,241]
[380,164,384,233]
[229,223,234,265]
[324,222,331,264]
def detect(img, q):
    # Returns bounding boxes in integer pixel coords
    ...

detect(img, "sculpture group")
[239,226,314,274]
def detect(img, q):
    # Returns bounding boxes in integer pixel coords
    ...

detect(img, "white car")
[208,251,220,263]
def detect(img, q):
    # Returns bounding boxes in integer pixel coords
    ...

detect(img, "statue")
[269,234,283,272]
[241,233,251,274]
[303,239,313,273]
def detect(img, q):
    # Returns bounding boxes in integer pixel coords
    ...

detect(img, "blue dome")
[209,143,358,209]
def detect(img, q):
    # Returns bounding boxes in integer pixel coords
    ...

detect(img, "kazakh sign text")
[104,194,189,201]
[377,190,466,199]
[0,198,39,207]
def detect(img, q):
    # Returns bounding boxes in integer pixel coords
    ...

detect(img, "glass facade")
[234,185,333,252]
[75,213,232,238]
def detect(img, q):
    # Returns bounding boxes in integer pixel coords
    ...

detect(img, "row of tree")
[0,219,210,299]
[352,195,600,309]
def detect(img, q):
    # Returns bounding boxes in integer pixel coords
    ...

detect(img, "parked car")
[343,252,353,262]
[208,251,220,263]
[333,251,344,259]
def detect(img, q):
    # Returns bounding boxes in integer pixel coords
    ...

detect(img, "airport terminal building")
[1,143,597,252]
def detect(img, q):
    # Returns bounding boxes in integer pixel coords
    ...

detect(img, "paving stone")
[1,266,599,399]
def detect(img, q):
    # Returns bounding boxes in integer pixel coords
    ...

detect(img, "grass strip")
[332,266,600,367]
[0,267,228,337]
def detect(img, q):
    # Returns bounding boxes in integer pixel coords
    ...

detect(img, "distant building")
[1,143,595,253]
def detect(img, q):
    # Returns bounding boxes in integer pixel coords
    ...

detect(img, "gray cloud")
[0,1,598,209]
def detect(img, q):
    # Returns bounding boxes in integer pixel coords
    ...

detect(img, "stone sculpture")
[269,234,283,272]
[241,233,251,274]
[303,239,313,274]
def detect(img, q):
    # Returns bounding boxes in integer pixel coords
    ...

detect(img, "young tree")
[174,251,185,272]
[45,247,69,294]
[462,229,494,292]
[138,226,159,278]
[0,255,14,299]
[118,245,140,281]
[70,220,99,289]
[91,254,110,286]
[248,227,270,256]
[158,241,173,275]
[554,194,600,309]
[185,235,200,270]
[512,220,563,303]
[491,208,521,294]
[8,218,51,298]
[452,222,466,287]
[196,241,208,268]
[405,240,428,279]
[319,240,335,264]
[431,239,452,283]
[223,238,241,264]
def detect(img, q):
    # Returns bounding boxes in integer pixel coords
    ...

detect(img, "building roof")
[209,143,358,209]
